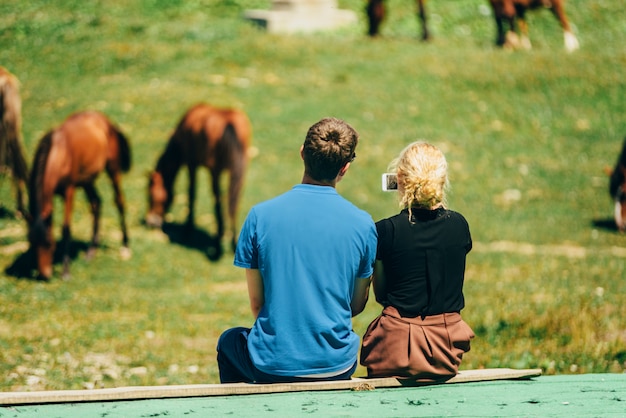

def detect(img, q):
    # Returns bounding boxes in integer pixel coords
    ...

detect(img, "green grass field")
[1,0,625,390]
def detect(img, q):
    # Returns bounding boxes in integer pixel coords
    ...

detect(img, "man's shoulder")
[251,189,294,210]
[339,198,375,224]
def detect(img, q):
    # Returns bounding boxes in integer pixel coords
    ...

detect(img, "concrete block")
[243,0,357,34]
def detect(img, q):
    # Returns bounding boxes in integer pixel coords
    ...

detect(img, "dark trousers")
[217,327,357,384]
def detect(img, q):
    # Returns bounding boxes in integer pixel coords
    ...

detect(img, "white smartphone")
[382,173,398,191]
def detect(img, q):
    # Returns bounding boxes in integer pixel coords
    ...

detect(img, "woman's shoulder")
[375,211,405,226]
[375,212,402,239]
[443,209,469,223]
[440,209,471,235]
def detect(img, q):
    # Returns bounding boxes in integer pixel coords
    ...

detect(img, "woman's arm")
[246,268,264,318]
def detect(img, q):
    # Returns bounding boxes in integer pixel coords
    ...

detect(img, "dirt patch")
[473,241,626,258]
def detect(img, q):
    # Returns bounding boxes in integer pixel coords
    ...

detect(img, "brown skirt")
[360,306,475,381]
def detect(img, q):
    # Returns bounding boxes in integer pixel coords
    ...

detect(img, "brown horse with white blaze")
[27,111,132,280]
[146,103,251,255]
[488,0,579,52]
[0,66,28,216]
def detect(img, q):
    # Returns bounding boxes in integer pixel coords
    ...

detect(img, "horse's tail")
[27,130,53,222]
[222,122,248,215]
[0,68,28,183]
[113,125,132,173]
[222,123,246,161]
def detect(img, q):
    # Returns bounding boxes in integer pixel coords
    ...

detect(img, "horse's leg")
[186,165,197,232]
[366,0,385,37]
[227,162,246,252]
[107,170,131,259]
[516,9,531,50]
[83,183,102,261]
[615,198,624,232]
[494,15,507,46]
[211,168,225,243]
[549,0,579,52]
[502,1,520,49]
[14,178,26,218]
[621,197,626,233]
[417,0,429,41]
[618,167,626,233]
[61,186,77,280]
[489,1,509,47]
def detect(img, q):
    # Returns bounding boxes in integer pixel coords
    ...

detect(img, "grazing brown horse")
[488,0,579,51]
[366,0,430,40]
[146,103,251,254]
[27,111,132,280]
[0,66,28,216]
[609,137,626,232]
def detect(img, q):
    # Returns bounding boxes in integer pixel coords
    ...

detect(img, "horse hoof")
[564,31,579,52]
[207,244,223,261]
[145,213,163,229]
[37,274,51,282]
[86,248,97,260]
[120,246,132,260]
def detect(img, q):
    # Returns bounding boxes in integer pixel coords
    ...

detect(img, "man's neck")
[301,174,336,188]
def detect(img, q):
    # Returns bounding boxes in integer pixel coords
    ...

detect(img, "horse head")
[25,129,56,280]
[146,170,169,228]
[27,215,55,280]
[146,171,174,228]
[146,135,182,228]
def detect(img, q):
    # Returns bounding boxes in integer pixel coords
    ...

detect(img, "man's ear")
[300,145,305,160]
[338,162,350,178]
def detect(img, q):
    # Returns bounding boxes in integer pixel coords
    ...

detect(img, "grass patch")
[1,0,625,390]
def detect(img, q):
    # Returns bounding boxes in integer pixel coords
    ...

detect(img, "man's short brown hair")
[302,118,358,182]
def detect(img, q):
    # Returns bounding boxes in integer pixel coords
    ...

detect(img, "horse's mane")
[156,130,183,178]
[28,131,53,219]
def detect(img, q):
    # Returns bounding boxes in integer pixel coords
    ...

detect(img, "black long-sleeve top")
[375,207,472,317]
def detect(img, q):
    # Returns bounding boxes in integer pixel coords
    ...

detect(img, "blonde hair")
[390,142,448,215]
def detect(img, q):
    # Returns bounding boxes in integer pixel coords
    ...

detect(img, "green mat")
[2,371,625,417]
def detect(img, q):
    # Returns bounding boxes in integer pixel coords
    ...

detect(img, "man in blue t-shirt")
[217,117,377,383]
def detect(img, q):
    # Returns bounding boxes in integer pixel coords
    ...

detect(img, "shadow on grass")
[0,205,20,219]
[592,218,619,232]
[4,241,91,281]
[161,222,224,261]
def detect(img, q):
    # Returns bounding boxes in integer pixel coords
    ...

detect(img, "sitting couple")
[217,117,474,383]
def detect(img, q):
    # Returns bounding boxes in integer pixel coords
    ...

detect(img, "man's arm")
[350,275,372,316]
[246,268,264,318]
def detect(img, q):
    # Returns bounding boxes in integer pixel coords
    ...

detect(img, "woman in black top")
[360,142,474,381]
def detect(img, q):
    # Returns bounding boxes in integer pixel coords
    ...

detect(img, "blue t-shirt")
[234,184,377,376]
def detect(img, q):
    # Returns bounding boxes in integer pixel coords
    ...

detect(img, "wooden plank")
[0,368,541,406]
